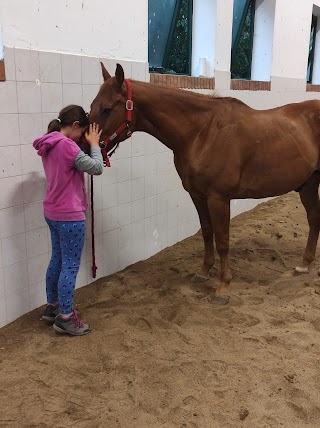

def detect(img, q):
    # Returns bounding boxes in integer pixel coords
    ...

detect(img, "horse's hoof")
[295,266,309,274]
[191,274,209,284]
[208,295,230,305]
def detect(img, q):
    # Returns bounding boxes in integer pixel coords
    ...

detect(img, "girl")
[33,105,103,336]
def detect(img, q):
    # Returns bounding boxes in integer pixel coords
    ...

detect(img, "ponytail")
[47,118,62,133]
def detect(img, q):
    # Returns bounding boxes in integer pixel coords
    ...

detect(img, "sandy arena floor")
[1,192,320,428]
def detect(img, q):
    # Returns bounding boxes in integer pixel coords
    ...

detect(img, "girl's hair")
[47,105,89,133]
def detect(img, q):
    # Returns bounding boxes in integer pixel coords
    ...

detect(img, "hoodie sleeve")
[74,147,103,175]
[59,138,81,167]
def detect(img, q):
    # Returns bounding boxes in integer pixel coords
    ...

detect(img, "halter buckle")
[126,100,134,111]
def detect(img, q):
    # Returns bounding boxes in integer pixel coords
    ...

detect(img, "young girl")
[33,105,103,336]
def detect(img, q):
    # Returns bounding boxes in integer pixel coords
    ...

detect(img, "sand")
[1,192,320,428]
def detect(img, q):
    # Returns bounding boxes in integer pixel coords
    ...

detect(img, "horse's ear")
[101,62,111,81]
[115,63,124,87]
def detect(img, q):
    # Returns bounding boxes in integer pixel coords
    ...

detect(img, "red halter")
[99,78,133,167]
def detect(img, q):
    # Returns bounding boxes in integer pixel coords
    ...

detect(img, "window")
[307,14,318,83]
[231,0,255,80]
[148,0,193,75]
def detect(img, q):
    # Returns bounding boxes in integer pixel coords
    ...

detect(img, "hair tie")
[57,118,61,123]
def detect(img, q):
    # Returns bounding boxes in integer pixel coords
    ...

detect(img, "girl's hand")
[85,123,102,147]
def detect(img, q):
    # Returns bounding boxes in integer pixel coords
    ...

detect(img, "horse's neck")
[132,81,213,152]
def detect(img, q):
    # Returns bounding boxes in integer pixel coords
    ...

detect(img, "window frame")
[149,0,193,76]
[231,0,256,81]
[307,14,318,84]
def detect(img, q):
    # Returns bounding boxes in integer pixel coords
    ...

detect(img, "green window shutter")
[307,14,318,84]
[231,0,256,80]
[148,0,193,75]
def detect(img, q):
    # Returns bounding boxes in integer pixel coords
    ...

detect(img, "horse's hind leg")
[190,195,215,283]
[295,173,320,273]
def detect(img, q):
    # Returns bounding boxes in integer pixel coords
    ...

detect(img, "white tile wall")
[62,54,82,84]
[0,114,20,146]
[4,261,29,295]
[81,56,102,85]
[41,83,63,113]
[118,181,132,205]
[24,201,46,231]
[117,202,132,227]
[0,81,18,113]
[5,288,29,323]
[102,206,118,232]
[0,176,23,209]
[132,177,145,201]
[2,233,27,267]
[29,281,46,311]
[21,144,43,174]
[0,146,22,178]
[19,113,43,144]
[132,219,145,242]
[118,244,133,271]
[17,82,41,113]
[118,224,132,249]
[22,172,46,204]
[26,227,49,259]
[0,297,7,328]
[145,196,157,218]
[3,47,16,81]
[132,199,145,222]
[15,49,40,82]
[82,84,100,111]
[102,184,118,209]
[0,206,25,239]
[28,253,49,286]
[0,269,4,297]
[39,52,62,83]
[63,84,83,106]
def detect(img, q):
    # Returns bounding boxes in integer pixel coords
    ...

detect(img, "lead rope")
[90,174,97,278]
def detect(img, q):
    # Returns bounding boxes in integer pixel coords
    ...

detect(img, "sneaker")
[53,312,91,336]
[42,303,59,324]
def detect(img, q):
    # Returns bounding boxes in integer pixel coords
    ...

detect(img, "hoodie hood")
[33,131,67,157]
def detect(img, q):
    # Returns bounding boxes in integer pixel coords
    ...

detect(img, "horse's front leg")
[207,195,232,304]
[190,195,215,283]
[295,174,320,273]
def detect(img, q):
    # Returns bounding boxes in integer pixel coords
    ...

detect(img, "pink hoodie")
[33,132,88,221]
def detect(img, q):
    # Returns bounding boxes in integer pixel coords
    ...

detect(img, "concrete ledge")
[271,76,306,92]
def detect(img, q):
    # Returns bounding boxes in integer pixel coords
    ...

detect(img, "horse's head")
[89,63,134,154]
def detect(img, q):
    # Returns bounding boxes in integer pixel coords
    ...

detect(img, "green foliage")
[231,1,254,80]
[164,0,191,75]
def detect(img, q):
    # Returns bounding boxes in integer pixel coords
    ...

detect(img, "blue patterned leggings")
[45,218,85,314]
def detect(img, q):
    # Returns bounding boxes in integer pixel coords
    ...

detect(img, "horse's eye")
[103,108,112,116]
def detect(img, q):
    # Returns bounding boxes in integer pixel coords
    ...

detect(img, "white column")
[251,0,276,81]
[0,26,3,59]
[215,0,233,73]
[271,0,312,79]
[214,0,233,89]
[192,0,216,77]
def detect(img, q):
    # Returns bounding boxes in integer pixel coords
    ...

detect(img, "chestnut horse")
[89,63,320,304]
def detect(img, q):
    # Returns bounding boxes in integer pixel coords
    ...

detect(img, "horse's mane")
[133,79,247,107]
